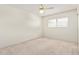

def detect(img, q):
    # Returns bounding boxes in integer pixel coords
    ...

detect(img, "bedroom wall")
[0,5,42,48]
[78,13,79,43]
[43,9,78,42]
[77,7,79,43]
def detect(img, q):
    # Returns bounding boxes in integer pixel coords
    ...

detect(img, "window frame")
[48,17,68,28]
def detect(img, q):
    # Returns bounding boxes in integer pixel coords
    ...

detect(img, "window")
[48,17,68,28]
[48,19,56,27]
[57,17,68,27]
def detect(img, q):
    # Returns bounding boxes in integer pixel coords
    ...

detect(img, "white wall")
[77,7,79,43]
[43,9,78,42]
[0,5,42,48]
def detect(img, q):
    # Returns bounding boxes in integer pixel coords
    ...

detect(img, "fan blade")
[47,7,54,9]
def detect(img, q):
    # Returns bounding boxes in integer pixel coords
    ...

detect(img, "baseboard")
[44,36,77,44]
[0,35,42,49]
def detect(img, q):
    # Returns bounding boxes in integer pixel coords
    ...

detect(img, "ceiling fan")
[39,4,54,14]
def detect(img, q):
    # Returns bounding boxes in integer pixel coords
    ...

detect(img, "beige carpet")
[0,38,78,55]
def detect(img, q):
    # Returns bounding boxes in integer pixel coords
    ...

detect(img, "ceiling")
[9,4,78,16]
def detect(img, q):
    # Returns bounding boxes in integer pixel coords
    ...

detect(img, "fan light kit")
[39,4,46,14]
[39,4,54,14]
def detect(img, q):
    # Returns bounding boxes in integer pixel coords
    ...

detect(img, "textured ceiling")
[8,4,78,16]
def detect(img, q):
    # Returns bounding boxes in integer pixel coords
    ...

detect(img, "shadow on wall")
[0,5,42,48]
